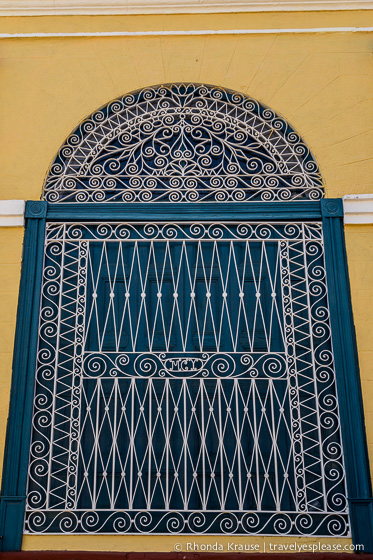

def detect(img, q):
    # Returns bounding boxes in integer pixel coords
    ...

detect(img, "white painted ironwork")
[42,84,324,203]
[25,221,348,535]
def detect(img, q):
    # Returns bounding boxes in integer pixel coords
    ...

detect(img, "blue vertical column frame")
[321,198,373,552]
[0,200,47,551]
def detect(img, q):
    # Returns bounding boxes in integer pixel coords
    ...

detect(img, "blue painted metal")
[0,201,47,551]
[321,198,373,552]
[46,201,322,222]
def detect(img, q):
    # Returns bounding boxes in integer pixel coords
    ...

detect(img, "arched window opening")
[24,84,349,538]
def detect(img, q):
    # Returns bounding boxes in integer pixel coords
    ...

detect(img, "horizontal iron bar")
[46,201,323,221]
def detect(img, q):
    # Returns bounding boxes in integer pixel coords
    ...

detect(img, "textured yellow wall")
[0,228,23,487]
[345,225,373,481]
[0,8,372,551]
[0,11,372,201]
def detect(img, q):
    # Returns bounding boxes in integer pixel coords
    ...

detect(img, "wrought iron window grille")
[25,219,348,536]
[3,85,372,551]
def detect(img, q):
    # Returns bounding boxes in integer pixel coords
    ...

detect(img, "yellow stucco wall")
[0,228,23,488]
[345,225,373,480]
[0,8,372,551]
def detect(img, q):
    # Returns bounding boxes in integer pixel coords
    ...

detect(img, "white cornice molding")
[0,0,372,16]
[0,27,372,38]
[0,200,25,227]
[343,194,373,225]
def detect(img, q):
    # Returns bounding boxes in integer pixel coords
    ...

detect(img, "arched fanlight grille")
[43,83,324,203]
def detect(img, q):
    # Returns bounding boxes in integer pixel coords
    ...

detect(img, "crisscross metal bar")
[25,221,348,536]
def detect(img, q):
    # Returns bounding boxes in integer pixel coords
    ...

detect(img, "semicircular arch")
[42,83,324,203]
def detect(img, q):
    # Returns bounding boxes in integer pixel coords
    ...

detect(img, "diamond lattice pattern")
[84,239,284,354]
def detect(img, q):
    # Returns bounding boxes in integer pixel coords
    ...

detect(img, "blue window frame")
[0,84,372,551]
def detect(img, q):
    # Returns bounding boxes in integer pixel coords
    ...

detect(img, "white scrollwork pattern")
[25,221,348,536]
[42,84,324,203]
